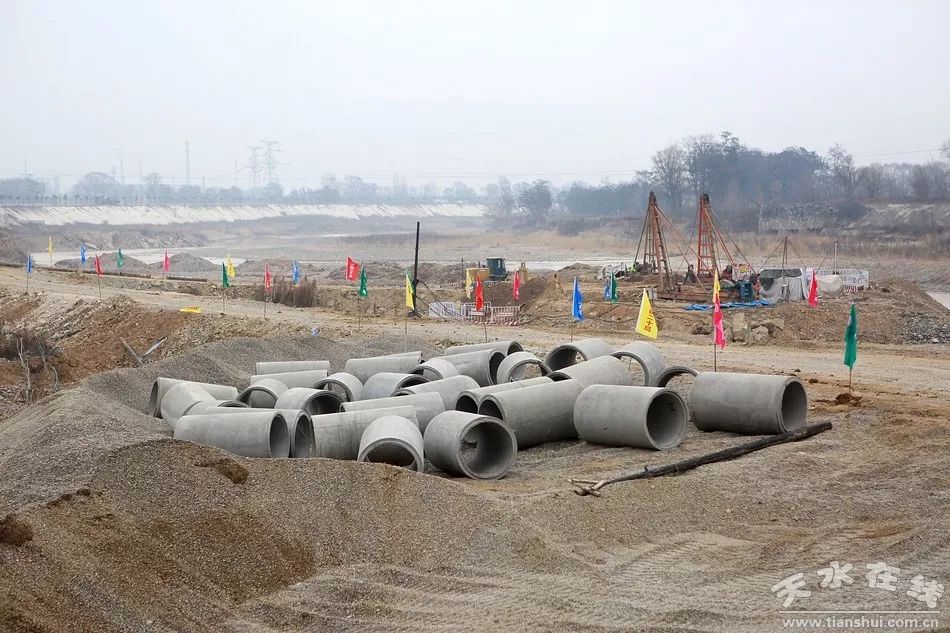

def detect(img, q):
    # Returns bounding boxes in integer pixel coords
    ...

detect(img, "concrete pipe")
[314,372,363,402]
[182,399,249,416]
[274,409,315,458]
[573,385,688,450]
[495,352,551,383]
[174,410,290,458]
[654,365,698,388]
[454,376,553,414]
[310,405,418,460]
[424,411,517,479]
[344,354,422,382]
[393,375,480,409]
[544,338,615,371]
[410,358,461,381]
[690,372,808,435]
[612,342,666,387]
[249,370,328,390]
[444,340,524,356]
[427,349,505,387]
[548,355,633,388]
[342,391,445,432]
[478,379,585,449]
[275,387,344,415]
[357,415,425,472]
[160,382,215,427]
[149,378,240,418]
[238,378,288,408]
[360,372,430,400]
[254,360,331,375]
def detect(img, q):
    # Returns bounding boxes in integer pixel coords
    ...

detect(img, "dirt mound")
[555,262,601,281]
[0,230,27,264]
[148,252,218,274]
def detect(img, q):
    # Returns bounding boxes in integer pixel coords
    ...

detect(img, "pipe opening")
[646,393,687,449]
[459,420,515,479]
[317,379,353,402]
[546,347,584,371]
[488,351,505,384]
[780,381,808,431]
[398,375,429,389]
[293,415,314,458]
[311,392,344,414]
[478,399,505,422]
[361,442,419,469]
[505,342,525,355]
[455,394,479,414]
[269,414,291,458]
[148,382,160,416]
[241,387,278,409]
[618,355,648,386]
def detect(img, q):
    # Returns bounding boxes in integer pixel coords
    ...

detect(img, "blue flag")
[79,243,87,265]
[292,260,301,285]
[572,276,584,321]
[26,254,33,274]
[603,274,611,300]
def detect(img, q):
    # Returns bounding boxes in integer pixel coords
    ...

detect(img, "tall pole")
[411,221,420,317]
[833,240,839,274]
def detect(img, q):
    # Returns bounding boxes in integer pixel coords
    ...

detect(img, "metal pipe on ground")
[424,349,505,387]
[344,354,422,382]
[357,415,425,472]
[410,358,461,381]
[342,391,445,432]
[149,378,240,418]
[275,387,344,415]
[690,372,808,435]
[254,360,331,375]
[544,338,615,371]
[393,375,480,409]
[495,352,551,383]
[360,372,430,400]
[611,342,666,387]
[249,370,328,389]
[424,410,517,479]
[310,405,418,460]
[174,410,290,458]
[573,385,688,450]
[238,378,288,408]
[548,355,633,388]
[444,340,524,356]
[314,372,363,402]
[478,379,585,449]
[160,382,216,427]
[454,376,553,414]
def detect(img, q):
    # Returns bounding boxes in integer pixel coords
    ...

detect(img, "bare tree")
[910,164,932,201]
[941,139,950,161]
[827,145,858,200]
[652,144,687,214]
[857,163,887,201]
[684,134,720,198]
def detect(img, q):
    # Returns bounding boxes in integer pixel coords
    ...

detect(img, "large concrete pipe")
[573,385,688,450]
[314,372,363,402]
[249,370,328,390]
[426,349,505,387]
[495,352,551,383]
[310,405,418,460]
[544,338,615,371]
[444,340,523,356]
[410,358,461,381]
[393,375,480,409]
[478,379,585,449]
[342,391,445,432]
[174,410,290,458]
[183,399,249,415]
[655,365,698,388]
[360,372,430,400]
[254,360,331,375]
[274,409,315,458]
[160,382,215,427]
[344,354,422,382]
[149,377,239,417]
[238,378,288,408]
[357,415,425,472]
[275,387,344,415]
[690,372,808,434]
[424,411,517,479]
[454,376,553,413]
[612,342,666,387]
[548,355,633,388]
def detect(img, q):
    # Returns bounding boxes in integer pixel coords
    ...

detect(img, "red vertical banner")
[345,256,361,281]
[475,274,485,311]
[512,272,521,300]
[264,264,273,292]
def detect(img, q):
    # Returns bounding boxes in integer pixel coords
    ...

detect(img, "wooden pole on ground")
[97,275,102,300]
[848,366,853,395]
[483,316,488,342]
[570,319,575,342]
[713,340,717,372]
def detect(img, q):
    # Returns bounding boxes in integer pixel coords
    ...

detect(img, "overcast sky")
[3,0,949,188]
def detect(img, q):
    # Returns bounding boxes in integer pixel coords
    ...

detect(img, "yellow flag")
[179,306,203,314]
[225,254,236,279]
[713,270,721,302]
[405,271,415,310]
[48,235,53,264]
[635,289,658,339]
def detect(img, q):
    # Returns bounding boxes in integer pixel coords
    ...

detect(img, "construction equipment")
[486,257,508,281]
[634,192,674,290]
[695,193,743,280]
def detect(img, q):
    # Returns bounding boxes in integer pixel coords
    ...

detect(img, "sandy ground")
[0,266,948,632]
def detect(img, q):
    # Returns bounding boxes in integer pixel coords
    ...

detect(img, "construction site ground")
[0,265,948,632]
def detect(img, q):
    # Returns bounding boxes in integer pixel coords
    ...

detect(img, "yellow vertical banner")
[635,289,659,339]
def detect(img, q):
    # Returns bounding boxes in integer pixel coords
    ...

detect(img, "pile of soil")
[0,230,27,264]
[555,262,602,281]
[148,253,218,275]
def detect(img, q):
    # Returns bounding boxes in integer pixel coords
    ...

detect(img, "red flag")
[163,250,170,273]
[264,264,272,292]
[345,256,361,282]
[474,274,485,311]
[94,254,103,277]
[513,272,521,300]
[807,272,819,307]
[713,271,726,350]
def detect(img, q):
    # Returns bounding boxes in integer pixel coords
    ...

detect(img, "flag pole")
[848,366,852,396]
[483,315,488,342]
[713,339,717,372]
[263,290,267,319]
[97,275,102,300]
[570,319,575,342]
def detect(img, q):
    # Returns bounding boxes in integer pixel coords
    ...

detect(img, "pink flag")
[264,264,272,292]
[94,254,103,277]
[713,271,726,350]
[163,250,170,273]
[513,272,521,300]
[807,272,819,307]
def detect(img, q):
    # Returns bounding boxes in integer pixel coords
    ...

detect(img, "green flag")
[222,262,230,289]
[844,302,857,368]
[609,274,619,304]
[358,267,368,298]
[116,248,124,269]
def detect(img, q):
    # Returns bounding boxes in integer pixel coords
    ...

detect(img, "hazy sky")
[4,0,949,188]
